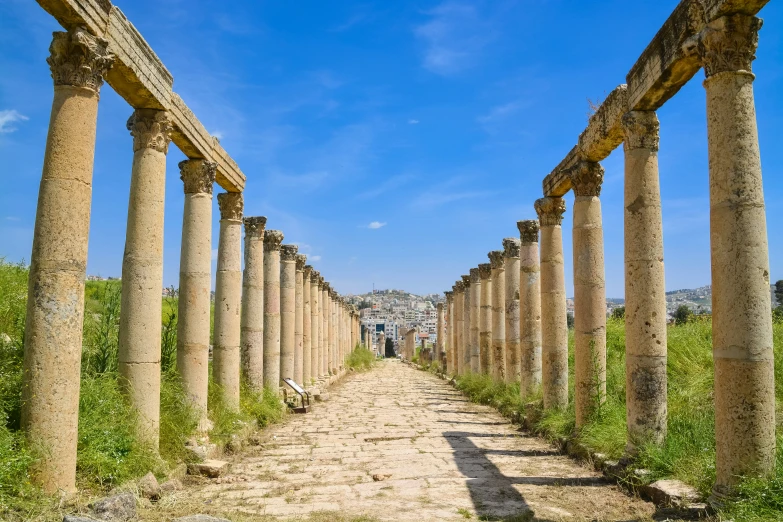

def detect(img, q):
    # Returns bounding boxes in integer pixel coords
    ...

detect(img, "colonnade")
[19,27,361,494]
[441,11,776,495]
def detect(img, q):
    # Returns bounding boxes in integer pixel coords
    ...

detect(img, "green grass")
[453,317,783,520]
[347,346,376,371]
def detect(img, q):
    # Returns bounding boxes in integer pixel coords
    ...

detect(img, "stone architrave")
[294,254,306,384]
[453,283,464,375]
[241,217,266,389]
[503,238,521,384]
[302,265,313,385]
[175,159,216,426]
[622,110,667,449]
[488,251,506,381]
[517,220,543,397]
[263,230,284,389]
[21,27,113,493]
[698,14,775,491]
[478,264,492,375]
[118,108,172,449]
[437,303,445,368]
[571,162,607,427]
[309,270,320,385]
[213,192,244,411]
[469,269,481,374]
[462,275,472,373]
[279,245,298,382]
[535,197,568,410]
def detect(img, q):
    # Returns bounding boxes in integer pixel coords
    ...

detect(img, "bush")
[240,383,285,429]
[347,346,375,371]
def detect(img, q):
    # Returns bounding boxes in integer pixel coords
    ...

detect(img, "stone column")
[118,108,172,448]
[570,161,607,428]
[503,238,521,384]
[379,330,386,358]
[469,269,482,373]
[21,28,113,493]
[213,192,244,411]
[437,303,445,368]
[329,291,336,372]
[322,283,330,376]
[263,230,284,389]
[698,14,775,491]
[535,197,568,410]
[517,220,543,397]
[462,274,473,373]
[488,251,505,381]
[309,270,320,386]
[294,254,306,384]
[478,264,492,375]
[241,217,266,389]
[176,159,216,424]
[622,111,667,449]
[445,292,454,373]
[302,264,312,385]
[279,244,298,382]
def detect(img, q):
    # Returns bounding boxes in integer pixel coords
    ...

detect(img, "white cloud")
[5,216,20,221]
[211,130,225,141]
[357,173,414,199]
[211,249,218,261]
[0,110,29,133]
[367,221,387,229]
[408,119,420,124]
[310,255,322,262]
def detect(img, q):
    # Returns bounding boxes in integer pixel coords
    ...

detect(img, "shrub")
[240,383,285,429]
[347,347,375,371]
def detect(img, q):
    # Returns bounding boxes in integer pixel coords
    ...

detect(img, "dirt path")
[172,360,657,521]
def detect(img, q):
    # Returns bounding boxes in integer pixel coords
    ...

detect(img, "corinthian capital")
[488,250,504,269]
[445,291,453,300]
[622,111,660,152]
[535,197,566,226]
[454,281,464,292]
[698,14,762,78]
[243,216,267,238]
[47,27,114,93]
[263,230,284,251]
[217,192,243,221]
[127,109,172,154]
[310,269,320,283]
[570,161,604,197]
[295,254,307,271]
[469,268,480,284]
[478,264,491,279]
[281,244,299,262]
[503,237,521,258]
[461,275,471,287]
[179,159,216,195]
[516,220,540,243]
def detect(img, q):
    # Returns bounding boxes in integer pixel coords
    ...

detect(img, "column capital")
[698,14,762,78]
[622,111,660,152]
[570,161,604,197]
[303,264,313,277]
[318,276,325,288]
[488,250,504,269]
[517,219,540,243]
[243,216,267,238]
[461,275,471,287]
[445,291,453,300]
[502,237,521,258]
[263,229,284,251]
[217,192,243,221]
[469,268,480,284]
[47,27,114,94]
[310,269,320,283]
[295,254,307,271]
[323,282,331,292]
[534,197,566,226]
[478,264,491,279]
[127,109,172,154]
[179,159,216,195]
[281,244,299,261]
[454,281,464,292]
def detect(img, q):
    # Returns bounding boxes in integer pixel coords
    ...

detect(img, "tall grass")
[347,346,375,371]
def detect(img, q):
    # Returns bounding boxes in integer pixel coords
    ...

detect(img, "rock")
[640,479,702,508]
[185,442,216,461]
[138,472,159,500]
[63,516,100,522]
[314,391,330,402]
[171,515,231,522]
[91,492,136,521]
[159,479,183,495]
[372,473,392,482]
[187,459,229,478]
[225,435,243,454]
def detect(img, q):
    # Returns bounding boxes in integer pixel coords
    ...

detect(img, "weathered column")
[176,159,216,424]
[279,244,298,382]
[436,303,445,368]
[294,254,306,384]
[517,220,543,397]
[535,197,568,410]
[241,217,266,389]
[478,264,492,375]
[263,230,284,389]
[462,275,472,373]
[570,161,607,428]
[213,192,244,411]
[379,330,386,359]
[503,238,521,384]
[118,108,172,448]
[698,14,775,491]
[488,251,505,381]
[329,291,337,372]
[469,268,482,373]
[322,283,330,376]
[21,28,113,493]
[302,264,312,385]
[445,292,454,373]
[309,270,320,385]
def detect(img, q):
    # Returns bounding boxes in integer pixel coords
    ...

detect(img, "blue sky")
[1,0,782,297]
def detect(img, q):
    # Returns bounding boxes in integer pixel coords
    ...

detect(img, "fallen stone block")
[91,492,136,521]
[640,479,702,508]
[63,516,100,522]
[187,459,229,478]
[159,478,183,496]
[138,471,160,500]
[172,516,232,522]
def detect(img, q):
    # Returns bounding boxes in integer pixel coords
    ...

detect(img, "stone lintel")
[36,0,111,37]
[577,85,628,162]
[542,146,578,197]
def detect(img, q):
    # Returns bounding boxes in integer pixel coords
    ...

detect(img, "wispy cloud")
[0,110,29,133]
[357,173,415,199]
[5,216,20,221]
[412,174,496,208]
[211,249,218,261]
[367,221,387,229]
[310,255,322,262]
[414,2,493,75]
[211,130,225,141]
[408,119,420,124]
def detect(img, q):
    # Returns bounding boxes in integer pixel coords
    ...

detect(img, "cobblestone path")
[187,360,656,521]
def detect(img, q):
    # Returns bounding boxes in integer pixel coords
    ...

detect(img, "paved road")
[190,360,655,521]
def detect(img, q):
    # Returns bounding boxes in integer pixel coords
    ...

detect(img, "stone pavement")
[189,360,656,521]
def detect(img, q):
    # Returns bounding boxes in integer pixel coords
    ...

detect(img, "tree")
[566,312,575,329]
[384,337,395,358]
[673,305,693,326]
[775,280,783,307]
[611,306,625,320]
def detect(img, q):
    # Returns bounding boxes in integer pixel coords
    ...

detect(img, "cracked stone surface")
[176,360,655,521]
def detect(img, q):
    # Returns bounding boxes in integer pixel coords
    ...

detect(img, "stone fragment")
[172,516,232,522]
[91,492,136,521]
[159,479,183,495]
[187,459,229,478]
[372,473,392,482]
[63,516,100,522]
[137,471,159,500]
[640,479,701,508]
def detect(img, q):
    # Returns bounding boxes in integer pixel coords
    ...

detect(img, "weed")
[347,346,375,371]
